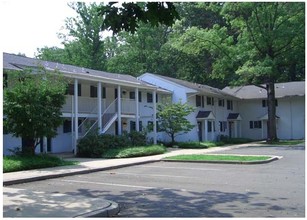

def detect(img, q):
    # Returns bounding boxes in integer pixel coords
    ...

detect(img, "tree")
[106,22,171,76]
[223,2,304,142]
[99,2,180,34]
[157,101,195,145]
[173,2,304,142]
[3,69,67,155]
[37,2,107,70]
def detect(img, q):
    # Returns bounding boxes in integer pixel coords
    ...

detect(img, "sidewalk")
[2,142,263,218]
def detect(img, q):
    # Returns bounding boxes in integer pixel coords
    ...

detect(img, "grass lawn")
[164,154,271,162]
[102,145,167,158]
[3,154,78,173]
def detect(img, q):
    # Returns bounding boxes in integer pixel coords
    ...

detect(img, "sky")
[0,0,78,58]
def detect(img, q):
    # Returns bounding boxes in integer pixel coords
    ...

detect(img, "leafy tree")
[99,2,180,34]
[157,101,195,145]
[3,69,67,155]
[173,2,304,142]
[106,22,171,76]
[37,2,106,70]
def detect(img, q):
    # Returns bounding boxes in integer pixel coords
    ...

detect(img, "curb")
[74,201,120,217]
[162,156,282,165]
[3,159,159,186]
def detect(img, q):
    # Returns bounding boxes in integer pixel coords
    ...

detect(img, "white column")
[135,88,139,131]
[204,119,208,141]
[153,90,157,144]
[239,121,242,138]
[234,121,238,138]
[261,120,265,139]
[74,79,78,155]
[97,82,102,133]
[117,85,122,135]
[211,120,214,141]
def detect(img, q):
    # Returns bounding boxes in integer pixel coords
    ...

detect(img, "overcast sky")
[1,0,77,57]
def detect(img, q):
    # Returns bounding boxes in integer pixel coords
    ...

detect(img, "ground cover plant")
[3,154,78,173]
[164,154,271,162]
[102,145,166,158]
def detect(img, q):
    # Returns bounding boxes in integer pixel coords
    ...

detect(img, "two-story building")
[3,53,305,155]
[223,82,305,140]
[139,73,243,143]
[3,53,171,155]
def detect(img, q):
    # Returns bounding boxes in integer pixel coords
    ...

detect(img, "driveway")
[6,145,305,217]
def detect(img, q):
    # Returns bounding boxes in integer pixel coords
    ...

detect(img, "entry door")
[198,122,203,141]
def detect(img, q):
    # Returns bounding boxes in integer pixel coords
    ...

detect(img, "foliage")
[106,23,171,76]
[175,141,223,149]
[172,2,304,142]
[99,2,180,34]
[157,101,195,144]
[77,132,148,158]
[37,2,106,70]
[3,154,78,173]
[102,145,166,158]
[3,70,67,155]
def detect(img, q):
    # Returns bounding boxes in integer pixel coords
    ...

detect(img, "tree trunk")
[22,138,36,155]
[266,82,278,143]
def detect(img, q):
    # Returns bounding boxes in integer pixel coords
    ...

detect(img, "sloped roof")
[143,73,238,99]
[222,82,305,99]
[196,111,215,120]
[3,53,158,89]
[227,113,242,121]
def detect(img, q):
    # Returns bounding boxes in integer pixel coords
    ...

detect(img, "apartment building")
[3,53,305,155]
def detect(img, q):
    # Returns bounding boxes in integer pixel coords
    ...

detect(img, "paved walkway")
[2,142,271,218]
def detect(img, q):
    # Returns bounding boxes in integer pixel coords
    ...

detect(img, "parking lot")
[7,145,305,217]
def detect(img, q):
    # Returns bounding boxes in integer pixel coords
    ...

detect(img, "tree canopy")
[4,69,67,155]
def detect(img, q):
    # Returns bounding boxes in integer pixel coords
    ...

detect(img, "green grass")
[165,154,271,162]
[102,145,166,158]
[3,154,78,173]
[263,140,304,145]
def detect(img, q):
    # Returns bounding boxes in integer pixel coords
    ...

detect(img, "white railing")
[62,95,104,114]
[121,98,136,114]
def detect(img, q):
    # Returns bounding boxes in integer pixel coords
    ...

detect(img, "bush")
[128,131,147,146]
[77,133,106,158]
[77,131,148,158]
[102,145,166,158]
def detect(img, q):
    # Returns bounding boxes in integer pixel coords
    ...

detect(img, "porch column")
[153,90,157,144]
[97,82,102,133]
[261,120,265,139]
[117,85,122,135]
[135,88,139,131]
[211,120,214,141]
[234,121,238,138]
[74,78,79,155]
[239,121,242,138]
[204,119,208,141]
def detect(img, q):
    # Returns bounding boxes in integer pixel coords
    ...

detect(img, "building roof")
[222,82,305,99]
[142,73,238,99]
[196,111,215,120]
[3,53,166,91]
[227,113,242,121]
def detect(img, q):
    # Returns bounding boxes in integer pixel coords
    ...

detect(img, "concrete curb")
[74,201,120,217]
[162,156,282,165]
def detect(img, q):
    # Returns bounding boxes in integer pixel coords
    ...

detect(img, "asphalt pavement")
[3,143,306,217]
